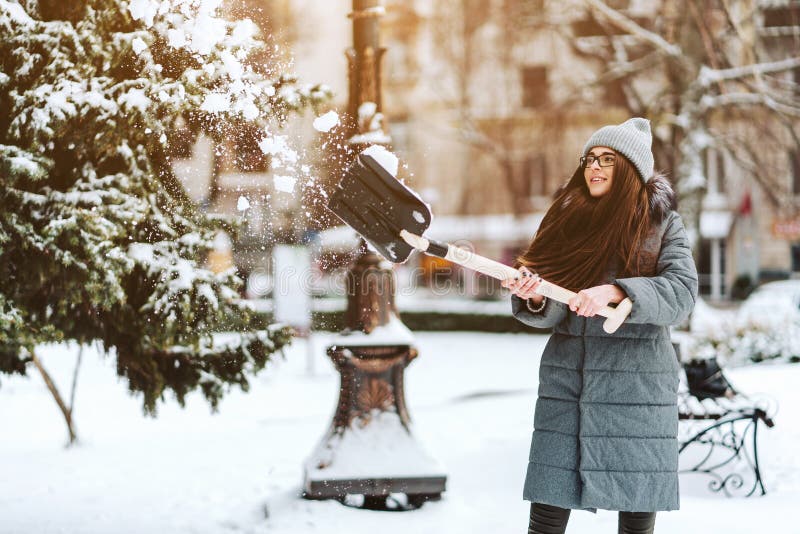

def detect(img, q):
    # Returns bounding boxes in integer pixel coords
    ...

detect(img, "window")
[572,13,650,37]
[794,68,800,96]
[506,0,545,27]
[463,0,491,34]
[704,148,726,194]
[791,244,800,273]
[524,154,548,197]
[516,0,545,12]
[792,150,800,195]
[521,66,549,109]
[697,238,727,297]
[763,5,800,28]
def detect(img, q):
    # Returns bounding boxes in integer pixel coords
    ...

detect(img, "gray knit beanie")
[582,117,654,183]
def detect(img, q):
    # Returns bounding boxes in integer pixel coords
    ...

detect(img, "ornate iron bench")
[676,356,776,497]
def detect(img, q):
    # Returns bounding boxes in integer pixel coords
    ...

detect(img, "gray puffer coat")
[512,203,698,513]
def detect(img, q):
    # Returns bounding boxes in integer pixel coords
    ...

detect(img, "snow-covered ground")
[1,332,798,534]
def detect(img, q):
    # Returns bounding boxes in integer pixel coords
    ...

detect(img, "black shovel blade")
[328,152,432,263]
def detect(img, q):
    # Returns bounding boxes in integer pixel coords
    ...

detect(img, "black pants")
[528,503,656,534]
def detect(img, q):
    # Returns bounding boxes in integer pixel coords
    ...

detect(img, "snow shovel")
[327,150,633,334]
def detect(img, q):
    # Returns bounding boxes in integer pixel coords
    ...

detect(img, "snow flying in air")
[313,111,339,133]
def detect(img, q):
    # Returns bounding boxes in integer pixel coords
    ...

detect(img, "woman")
[502,118,698,534]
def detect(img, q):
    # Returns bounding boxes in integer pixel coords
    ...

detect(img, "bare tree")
[429,0,550,217]
[559,0,800,245]
[427,0,799,243]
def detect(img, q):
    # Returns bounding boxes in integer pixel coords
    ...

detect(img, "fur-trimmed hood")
[645,173,676,224]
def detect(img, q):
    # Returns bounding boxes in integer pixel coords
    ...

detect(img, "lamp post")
[302,0,446,509]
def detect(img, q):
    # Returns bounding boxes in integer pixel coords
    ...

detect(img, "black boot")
[528,502,571,534]
[618,511,656,534]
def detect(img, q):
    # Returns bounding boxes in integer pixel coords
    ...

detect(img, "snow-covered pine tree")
[0,0,330,415]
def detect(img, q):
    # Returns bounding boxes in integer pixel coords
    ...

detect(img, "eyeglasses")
[580,154,616,168]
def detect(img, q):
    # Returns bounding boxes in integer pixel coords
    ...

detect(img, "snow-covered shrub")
[690,316,800,366]
[0,0,330,412]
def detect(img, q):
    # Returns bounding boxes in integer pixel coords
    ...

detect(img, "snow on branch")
[583,0,682,58]
[700,92,800,118]
[698,57,800,87]
[599,50,662,84]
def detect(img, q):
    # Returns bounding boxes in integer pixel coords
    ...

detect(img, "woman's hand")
[501,266,544,304]
[569,284,626,317]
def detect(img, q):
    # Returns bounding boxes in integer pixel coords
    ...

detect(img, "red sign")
[772,217,800,240]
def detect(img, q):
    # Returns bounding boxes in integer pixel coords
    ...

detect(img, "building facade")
[175,0,800,301]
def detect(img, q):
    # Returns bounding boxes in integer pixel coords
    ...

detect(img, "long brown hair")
[515,154,656,292]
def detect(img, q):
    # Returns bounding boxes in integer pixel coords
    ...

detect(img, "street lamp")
[302,0,446,509]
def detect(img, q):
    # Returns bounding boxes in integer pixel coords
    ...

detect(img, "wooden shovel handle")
[400,230,632,333]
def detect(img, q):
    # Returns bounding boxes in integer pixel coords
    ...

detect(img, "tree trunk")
[69,345,83,419]
[31,349,78,446]
[500,158,528,217]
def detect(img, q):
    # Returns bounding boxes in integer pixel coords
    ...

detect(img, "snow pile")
[690,320,800,365]
[689,296,800,365]
[689,297,736,335]
[349,101,391,145]
[328,314,416,347]
[362,144,399,177]
[1,333,798,533]
[305,410,446,480]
